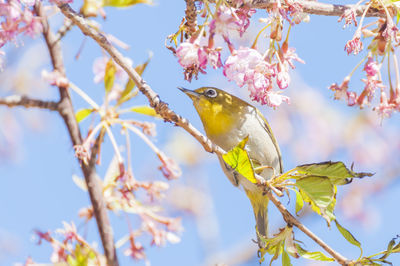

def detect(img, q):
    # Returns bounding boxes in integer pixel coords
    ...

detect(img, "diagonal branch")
[56,3,223,156]
[241,0,384,17]
[56,3,351,265]
[34,3,119,266]
[0,95,59,110]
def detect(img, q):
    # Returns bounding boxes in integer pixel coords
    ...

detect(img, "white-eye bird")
[179,86,283,242]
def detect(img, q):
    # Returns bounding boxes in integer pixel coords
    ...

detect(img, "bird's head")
[178,87,250,136]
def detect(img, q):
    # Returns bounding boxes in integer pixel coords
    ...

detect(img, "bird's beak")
[177,87,200,100]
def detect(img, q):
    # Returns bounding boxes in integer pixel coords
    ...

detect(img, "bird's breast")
[209,108,281,181]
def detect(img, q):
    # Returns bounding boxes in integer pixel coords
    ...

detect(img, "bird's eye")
[204,88,217,98]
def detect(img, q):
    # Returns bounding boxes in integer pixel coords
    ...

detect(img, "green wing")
[255,108,284,174]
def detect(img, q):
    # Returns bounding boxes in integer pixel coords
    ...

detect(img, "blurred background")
[0,1,399,265]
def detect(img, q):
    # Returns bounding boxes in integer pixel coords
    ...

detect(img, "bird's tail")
[245,189,269,247]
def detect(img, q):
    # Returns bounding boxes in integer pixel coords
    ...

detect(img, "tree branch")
[56,3,352,265]
[265,190,350,265]
[0,95,59,110]
[56,2,224,156]
[34,3,119,266]
[245,0,384,17]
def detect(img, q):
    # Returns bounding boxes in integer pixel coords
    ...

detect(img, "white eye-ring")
[204,88,217,98]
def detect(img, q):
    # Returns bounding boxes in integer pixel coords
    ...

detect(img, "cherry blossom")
[347,91,357,106]
[338,8,357,28]
[125,238,146,260]
[382,19,399,44]
[175,39,207,81]
[224,47,293,106]
[345,31,363,55]
[374,91,394,118]
[22,9,42,37]
[224,47,272,88]
[157,152,181,180]
[209,5,255,38]
[276,70,290,90]
[205,47,222,69]
[0,0,44,48]
[363,56,379,77]
[281,46,305,69]
[266,92,290,107]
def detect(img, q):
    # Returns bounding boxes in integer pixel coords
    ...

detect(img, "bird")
[178,86,283,245]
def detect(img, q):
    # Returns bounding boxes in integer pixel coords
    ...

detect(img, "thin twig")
[266,190,350,265]
[244,0,384,17]
[34,2,119,266]
[0,95,59,110]
[56,3,352,265]
[54,18,74,44]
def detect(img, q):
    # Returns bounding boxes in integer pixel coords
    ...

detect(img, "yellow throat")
[178,87,250,137]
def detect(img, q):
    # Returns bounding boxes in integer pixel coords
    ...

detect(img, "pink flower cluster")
[330,57,383,107]
[338,8,357,28]
[174,2,305,108]
[330,56,400,117]
[175,39,222,81]
[0,0,42,48]
[359,57,384,107]
[223,46,302,107]
[35,222,103,264]
[175,4,255,81]
[280,0,306,25]
[345,30,363,55]
[209,5,255,38]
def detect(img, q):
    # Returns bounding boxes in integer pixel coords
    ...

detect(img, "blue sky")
[1,1,400,265]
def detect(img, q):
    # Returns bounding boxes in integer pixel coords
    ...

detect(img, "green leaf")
[379,238,397,260]
[324,185,337,222]
[130,106,160,118]
[296,176,334,210]
[67,255,77,266]
[335,220,362,256]
[134,54,152,76]
[222,136,257,184]
[103,0,152,7]
[296,176,335,224]
[296,244,334,261]
[118,55,151,105]
[104,59,116,93]
[390,236,400,253]
[75,108,93,123]
[296,161,373,185]
[294,189,304,215]
[282,250,292,266]
[258,226,292,263]
[119,79,136,103]
[123,78,135,96]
